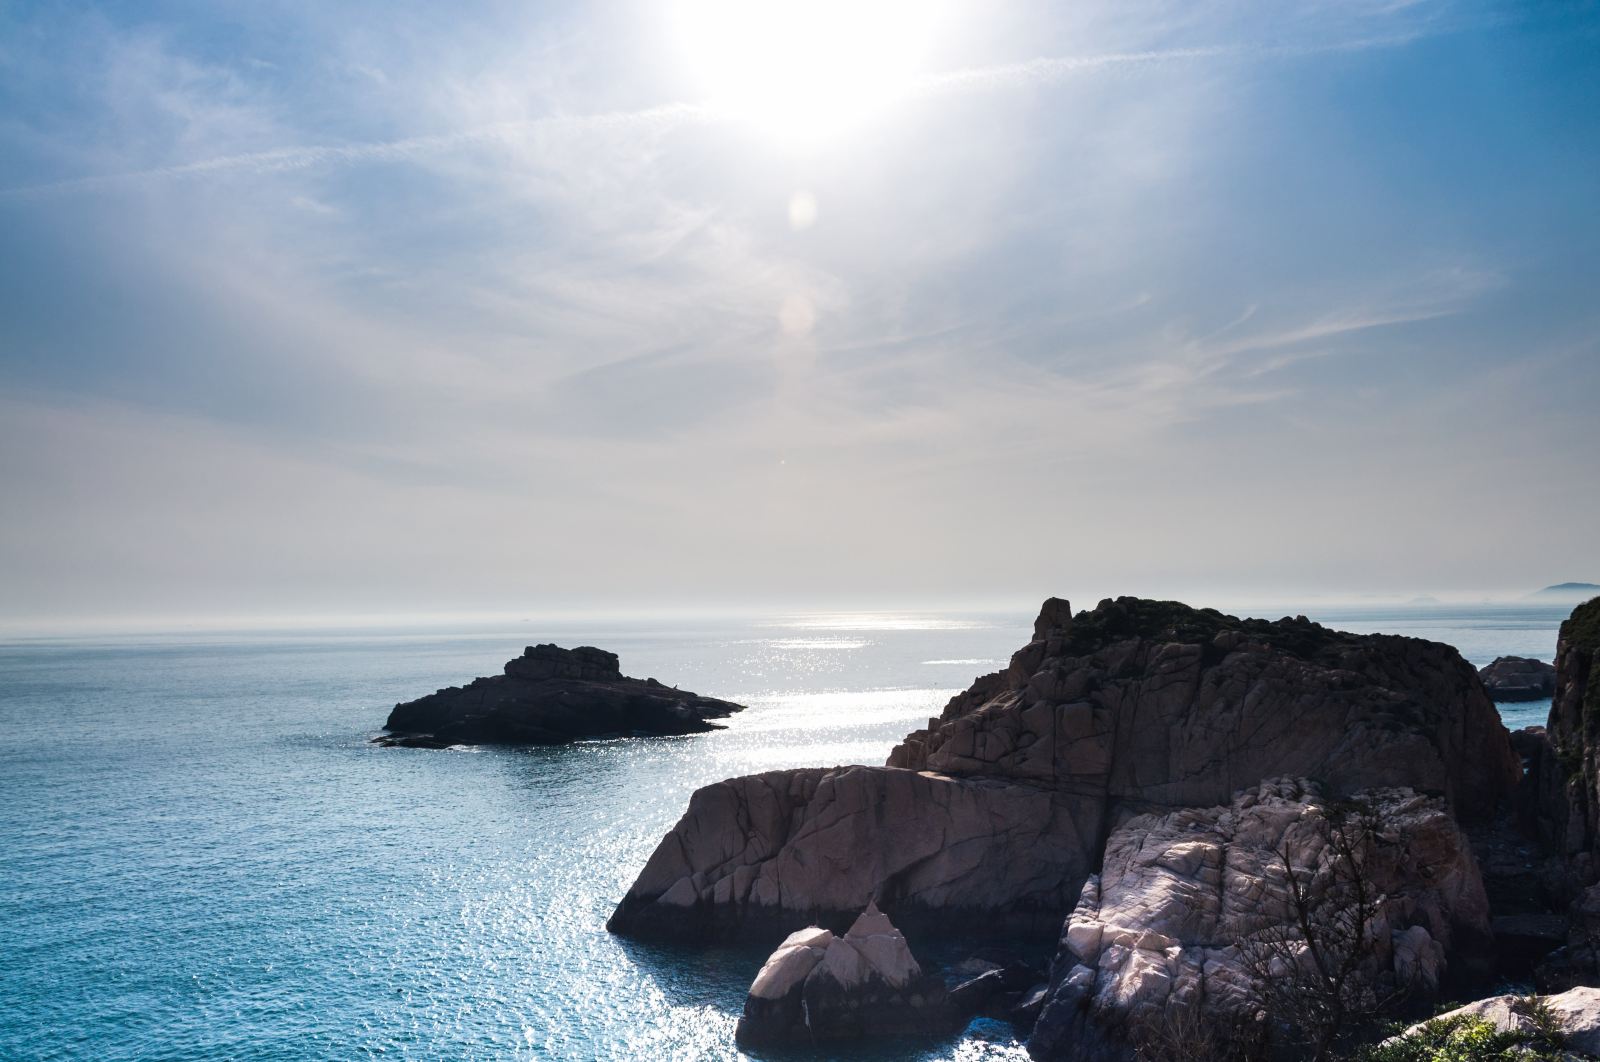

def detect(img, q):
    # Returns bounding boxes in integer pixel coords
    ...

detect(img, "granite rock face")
[378,643,744,747]
[1479,655,1559,702]
[606,764,1099,940]
[611,597,1519,944]
[1028,779,1492,1061]
[734,903,952,1046]
[889,596,1519,821]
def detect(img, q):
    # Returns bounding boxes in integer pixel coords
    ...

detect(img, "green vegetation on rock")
[1566,597,1600,652]
[1351,997,1567,1062]
[1061,595,1372,661]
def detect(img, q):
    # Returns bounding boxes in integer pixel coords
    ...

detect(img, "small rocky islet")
[601,592,1600,1059]
[1480,654,1559,702]
[374,643,744,748]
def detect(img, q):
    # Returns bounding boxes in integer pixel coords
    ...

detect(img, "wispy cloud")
[1,103,714,197]
[2,20,1452,199]
[0,0,1593,619]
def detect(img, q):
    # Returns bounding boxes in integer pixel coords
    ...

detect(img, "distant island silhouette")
[1533,582,1600,600]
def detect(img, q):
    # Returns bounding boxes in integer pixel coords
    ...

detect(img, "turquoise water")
[0,604,1572,1060]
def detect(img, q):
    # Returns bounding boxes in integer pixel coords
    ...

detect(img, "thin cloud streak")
[908,29,1436,95]
[0,102,715,197]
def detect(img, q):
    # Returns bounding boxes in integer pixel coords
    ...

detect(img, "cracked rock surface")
[1029,779,1491,1061]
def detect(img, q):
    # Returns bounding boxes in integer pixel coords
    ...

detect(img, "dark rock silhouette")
[1536,598,1600,860]
[376,643,743,747]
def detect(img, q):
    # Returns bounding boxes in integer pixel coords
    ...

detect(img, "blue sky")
[1,0,1596,626]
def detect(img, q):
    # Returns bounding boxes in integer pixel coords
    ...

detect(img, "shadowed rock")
[890,596,1518,820]
[376,643,744,747]
[607,764,1100,941]
[1541,598,1600,858]
[1480,655,1558,701]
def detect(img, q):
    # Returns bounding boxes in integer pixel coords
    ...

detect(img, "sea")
[0,602,1574,1061]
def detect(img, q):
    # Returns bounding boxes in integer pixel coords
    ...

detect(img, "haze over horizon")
[2,0,1596,630]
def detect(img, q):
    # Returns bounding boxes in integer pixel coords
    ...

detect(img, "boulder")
[1479,655,1558,702]
[734,902,953,1047]
[377,643,744,746]
[1386,985,1600,1057]
[1028,780,1492,1061]
[611,597,1519,942]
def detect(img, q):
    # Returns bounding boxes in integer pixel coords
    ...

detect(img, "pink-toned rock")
[607,764,1101,940]
[612,597,1518,943]
[735,903,952,1046]
[1029,780,1492,1061]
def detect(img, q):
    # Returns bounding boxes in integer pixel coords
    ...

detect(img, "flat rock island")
[376,643,745,748]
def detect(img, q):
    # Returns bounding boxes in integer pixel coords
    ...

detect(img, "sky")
[1,0,1597,629]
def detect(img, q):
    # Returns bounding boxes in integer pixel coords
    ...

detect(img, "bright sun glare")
[673,0,945,146]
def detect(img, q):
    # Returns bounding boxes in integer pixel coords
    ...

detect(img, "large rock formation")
[606,764,1099,940]
[1028,779,1493,1061]
[734,902,952,1046]
[610,597,1519,942]
[889,597,1517,820]
[377,643,744,747]
[1540,598,1600,858]
[1480,656,1558,702]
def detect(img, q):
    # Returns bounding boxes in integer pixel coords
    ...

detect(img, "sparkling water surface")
[0,603,1574,1060]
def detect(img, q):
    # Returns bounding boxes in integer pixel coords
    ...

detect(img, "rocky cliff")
[378,643,744,747]
[609,597,1519,945]
[1543,598,1600,858]
[889,597,1516,819]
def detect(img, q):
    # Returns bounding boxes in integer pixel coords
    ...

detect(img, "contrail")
[0,34,1425,198]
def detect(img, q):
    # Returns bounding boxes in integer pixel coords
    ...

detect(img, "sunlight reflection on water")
[0,604,1567,1060]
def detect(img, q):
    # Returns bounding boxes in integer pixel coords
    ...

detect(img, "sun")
[672,0,945,147]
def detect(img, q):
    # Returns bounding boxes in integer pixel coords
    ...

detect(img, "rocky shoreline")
[609,592,1600,1059]
[376,643,744,747]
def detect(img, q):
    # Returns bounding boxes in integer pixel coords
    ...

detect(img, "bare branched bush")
[1236,798,1408,1062]
[1129,1002,1268,1062]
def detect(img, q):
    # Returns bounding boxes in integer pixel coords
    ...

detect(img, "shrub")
[1350,997,1566,1062]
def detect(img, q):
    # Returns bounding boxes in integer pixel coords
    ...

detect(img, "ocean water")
[0,603,1574,1060]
